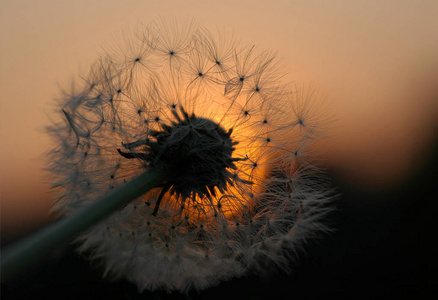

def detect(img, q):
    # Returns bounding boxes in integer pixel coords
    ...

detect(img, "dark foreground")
[2,142,437,300]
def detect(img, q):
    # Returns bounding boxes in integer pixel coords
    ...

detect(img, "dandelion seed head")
[48,20,333,293]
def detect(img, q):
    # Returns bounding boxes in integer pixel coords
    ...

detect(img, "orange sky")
[1,0,437,235]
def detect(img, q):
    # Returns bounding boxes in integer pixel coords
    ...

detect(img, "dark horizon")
[2,139,437,299]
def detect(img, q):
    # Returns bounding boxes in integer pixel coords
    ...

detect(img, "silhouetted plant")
[46,19,333,293]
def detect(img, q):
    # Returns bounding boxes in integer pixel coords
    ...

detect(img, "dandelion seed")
[47,20,333,293]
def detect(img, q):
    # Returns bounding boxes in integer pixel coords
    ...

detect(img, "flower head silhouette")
[48,20,333,292]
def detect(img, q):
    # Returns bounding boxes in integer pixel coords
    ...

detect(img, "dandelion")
[46,20,333,293]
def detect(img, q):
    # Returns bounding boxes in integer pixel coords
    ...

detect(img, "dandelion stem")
[0,168,169,281]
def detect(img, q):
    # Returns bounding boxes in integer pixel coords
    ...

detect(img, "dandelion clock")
[46,20,333,292]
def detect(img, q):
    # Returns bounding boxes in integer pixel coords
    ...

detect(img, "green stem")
[1,168,168,281]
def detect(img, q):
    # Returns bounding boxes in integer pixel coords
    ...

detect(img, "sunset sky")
[1,0,437,236]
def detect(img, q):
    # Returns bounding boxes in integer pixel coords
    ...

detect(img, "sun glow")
[110,78,277,223]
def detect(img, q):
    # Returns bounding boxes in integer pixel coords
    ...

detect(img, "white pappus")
[47,19,334,293]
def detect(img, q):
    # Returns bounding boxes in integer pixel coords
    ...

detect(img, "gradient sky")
[1,0,438,235]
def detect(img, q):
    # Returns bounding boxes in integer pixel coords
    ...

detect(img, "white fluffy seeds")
[47,20,333,293]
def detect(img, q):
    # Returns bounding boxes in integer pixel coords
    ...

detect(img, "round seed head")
[47,20,333,293]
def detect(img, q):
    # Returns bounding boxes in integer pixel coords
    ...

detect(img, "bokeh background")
[1,0,437,299]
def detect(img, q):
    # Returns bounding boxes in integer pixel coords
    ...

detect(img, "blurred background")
[1,0,437,299]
